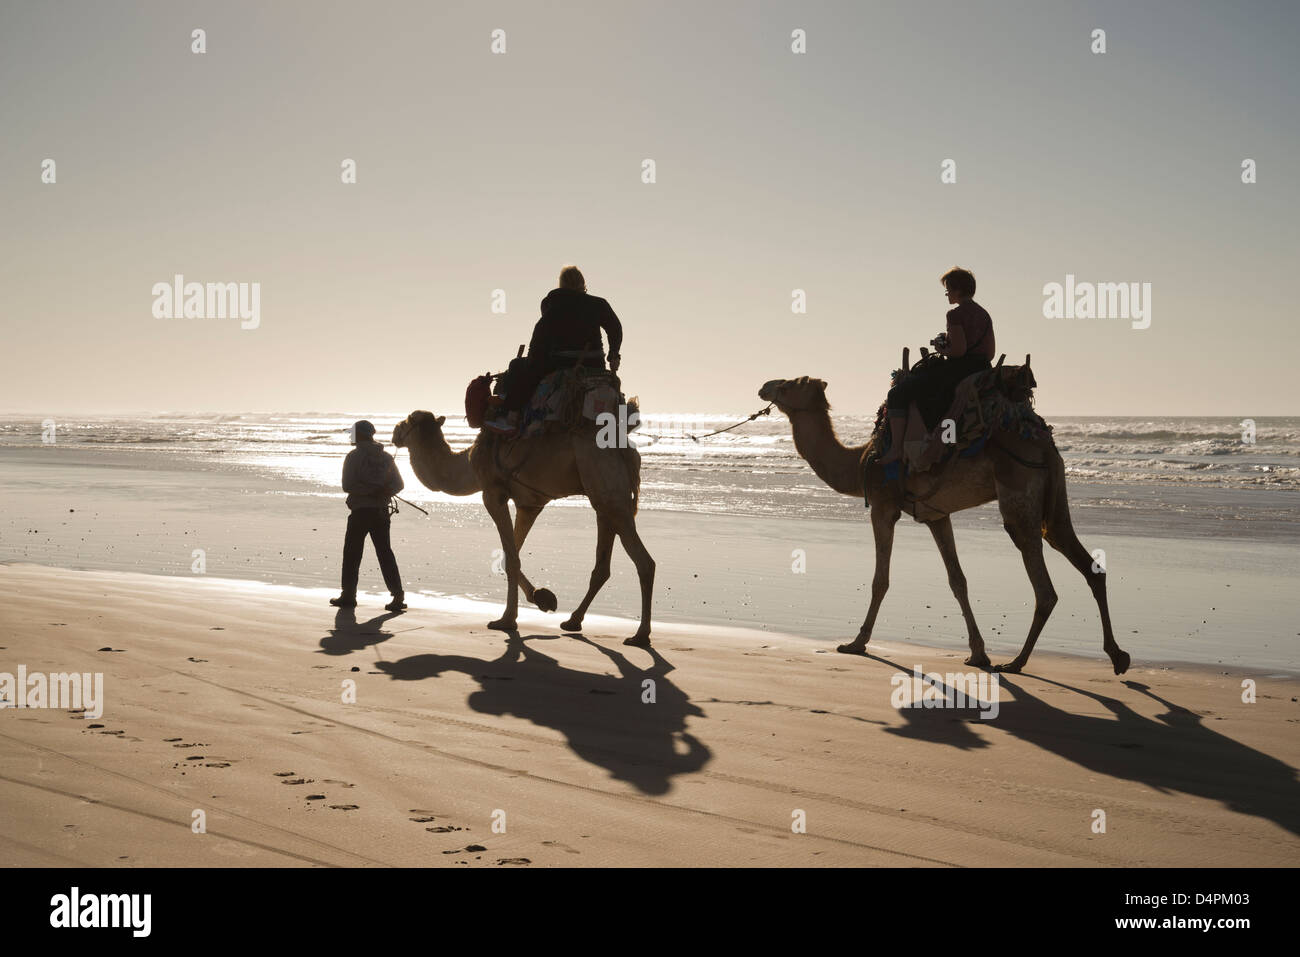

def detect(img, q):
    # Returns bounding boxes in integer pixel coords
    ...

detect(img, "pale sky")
[2,0,1297,416]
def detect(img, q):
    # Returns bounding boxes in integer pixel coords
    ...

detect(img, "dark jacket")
[342,440,404,509]
[527,288,623,373]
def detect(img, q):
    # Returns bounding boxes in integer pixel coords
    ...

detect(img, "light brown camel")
[391,412,655,646]
[757,376,1129,675]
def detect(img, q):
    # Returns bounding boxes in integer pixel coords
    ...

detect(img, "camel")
[757,376,1129,675]
[391,412,655,646]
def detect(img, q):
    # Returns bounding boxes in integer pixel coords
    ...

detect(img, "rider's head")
[558,265,586,292]
[941,267,976,304]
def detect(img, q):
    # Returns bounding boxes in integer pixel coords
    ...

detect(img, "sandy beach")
[2,562,1295,867]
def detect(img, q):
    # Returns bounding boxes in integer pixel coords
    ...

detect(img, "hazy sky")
[2,0,1297,416]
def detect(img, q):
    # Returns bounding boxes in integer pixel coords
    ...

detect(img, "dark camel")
[758,376,1130,675]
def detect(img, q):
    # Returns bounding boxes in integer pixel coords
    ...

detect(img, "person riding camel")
[485,265,623,434]
[879,267,995,465]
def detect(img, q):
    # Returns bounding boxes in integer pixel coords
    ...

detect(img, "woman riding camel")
[486,265,623,434]
[879,267,995,465]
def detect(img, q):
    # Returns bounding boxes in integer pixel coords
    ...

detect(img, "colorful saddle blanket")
[520,368,638,439]
[866,363,1052,475]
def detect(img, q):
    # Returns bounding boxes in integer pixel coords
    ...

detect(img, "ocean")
[2,411,1298,672]
[3,411,1299,540]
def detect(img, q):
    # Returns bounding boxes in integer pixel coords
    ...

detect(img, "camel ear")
[435,415,446,428]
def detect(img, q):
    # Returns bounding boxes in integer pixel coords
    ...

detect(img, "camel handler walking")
[331,419,407,611]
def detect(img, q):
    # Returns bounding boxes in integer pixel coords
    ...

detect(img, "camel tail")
[1042,442,1071,540]
[624,446,641,514]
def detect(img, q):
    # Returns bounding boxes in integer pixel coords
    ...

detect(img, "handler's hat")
[350,420,376,444]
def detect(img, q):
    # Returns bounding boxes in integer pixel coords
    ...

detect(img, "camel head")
[758,377,831,414]
[392,410,447,449]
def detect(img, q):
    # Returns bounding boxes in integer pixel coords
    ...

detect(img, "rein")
[685,403,774,442]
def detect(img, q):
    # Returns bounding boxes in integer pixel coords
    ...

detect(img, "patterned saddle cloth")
[866,363,1052,477]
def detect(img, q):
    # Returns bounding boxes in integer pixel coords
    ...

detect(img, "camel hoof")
[836,642,868,656]
[560,617,582,632]
[533,588,558,613]
[487,618,516,632]
[1111,650,1131,675]
[965,654,992,669]
[623,633,651,648]
[993,661,1023,674]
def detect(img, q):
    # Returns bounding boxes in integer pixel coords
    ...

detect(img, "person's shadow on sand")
[864,653,1300,837]
[318,608,404,656]
[373,633,710,796]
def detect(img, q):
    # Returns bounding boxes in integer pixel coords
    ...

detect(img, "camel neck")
[788,407,866,497]
[415,434,480,497]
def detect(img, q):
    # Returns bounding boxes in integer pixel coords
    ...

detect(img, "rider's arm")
[944,319,967,358]
[600,300,623,368]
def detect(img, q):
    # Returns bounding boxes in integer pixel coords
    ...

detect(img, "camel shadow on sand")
[369,632,710,796]
[861,652,1300,838]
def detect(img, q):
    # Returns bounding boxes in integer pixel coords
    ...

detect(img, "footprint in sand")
[496,858,531,865]
[187,657,208,663]
[164,737,182,742]
[321,779,355,788]
[541,841,581,855]
[96,647,125,653]
[410,815,437,823]
[281,778,313,785]
[205,762,232,768]
[87,724,104,729]
[306,794,326,801]
[328,804,359,811]
[273,771,296,777]
[441,844,485,855]
[426,825,463,833]
[173,742,208,749]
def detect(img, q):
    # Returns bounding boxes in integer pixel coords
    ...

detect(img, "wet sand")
[1,563,1296,867]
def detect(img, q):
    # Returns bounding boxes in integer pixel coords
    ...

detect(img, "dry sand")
[0,562,1296,867]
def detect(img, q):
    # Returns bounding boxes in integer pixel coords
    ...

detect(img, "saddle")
[868,350,1050,479]
[520,367,639,439]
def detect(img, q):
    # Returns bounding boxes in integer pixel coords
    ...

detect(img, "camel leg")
[1045,510,1130,675]
[511,504,558,612]
[607,506,655,647]
[995,515,1057,674]
[839,503,901,654]
[561,516,615,632]
[483,490,521,632]
[926,517,990,669]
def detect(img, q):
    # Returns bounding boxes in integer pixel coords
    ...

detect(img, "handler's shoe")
[385,596,407,612]
[330,594,357,608]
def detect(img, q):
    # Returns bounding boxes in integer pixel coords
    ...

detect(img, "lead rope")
[666,403,774,443]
